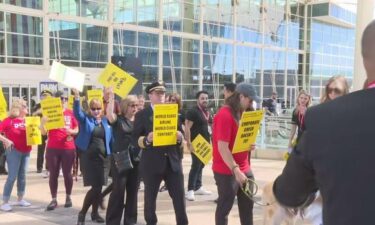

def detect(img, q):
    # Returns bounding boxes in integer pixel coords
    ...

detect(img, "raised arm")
[105,87,117,123]
[72,88,86,123]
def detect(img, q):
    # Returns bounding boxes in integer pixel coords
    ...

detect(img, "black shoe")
[0,168,8,175]
[77,212,85,225]
[36,169,42,173]
[64,197,72,208]
[91,213,105,223]
[46,200,57,211]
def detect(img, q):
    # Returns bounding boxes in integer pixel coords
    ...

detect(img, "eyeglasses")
[90,107,102,111]
[60,97,68,101]
[21,105,28,108]
[130,104,139,108]
[170,98,177,102]
[327,87,344,95]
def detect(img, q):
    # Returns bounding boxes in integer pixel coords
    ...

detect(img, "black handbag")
[112,148,133,174]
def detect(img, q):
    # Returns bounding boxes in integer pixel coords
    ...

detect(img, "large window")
[114,0,159,28]
[5,0,42,9]
[162,0,200,34]
[49,0,108,20]
[5,13,43,64]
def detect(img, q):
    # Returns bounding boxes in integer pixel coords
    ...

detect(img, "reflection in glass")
[6,13,43,35]
[50,39,80,60]
[81,24,108,42]
[81,42,108,62]
[5,0,42,9]
[49,0,79,16]
[81,0,108,20]
[7,34,43,63]
[49,20,80,40]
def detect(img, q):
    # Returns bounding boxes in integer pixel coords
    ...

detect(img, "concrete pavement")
[0,151,306,225]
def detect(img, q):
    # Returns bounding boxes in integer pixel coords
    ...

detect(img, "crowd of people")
[0,20,374,225]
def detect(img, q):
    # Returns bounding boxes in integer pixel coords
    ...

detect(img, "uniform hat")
[54,90,68,98]
[145,81,166,94]
[236,83,260,102]
[40,89,53,96]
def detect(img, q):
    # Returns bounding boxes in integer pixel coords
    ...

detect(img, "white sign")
[49,61,85,92]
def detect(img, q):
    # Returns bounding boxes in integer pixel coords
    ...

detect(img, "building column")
[353,0,375,91]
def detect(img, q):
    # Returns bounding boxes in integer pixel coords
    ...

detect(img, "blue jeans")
[2,148,30,202]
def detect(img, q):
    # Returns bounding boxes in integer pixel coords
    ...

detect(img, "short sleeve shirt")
[0,117,31,153]
[186,106,210,142]
[212,106,250,175]
[291,108,304,143]
[47,109,78,150]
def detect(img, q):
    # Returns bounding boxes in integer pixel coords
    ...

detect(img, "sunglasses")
[327,87,343,95]
[60,97,68,101]
[90,107,102,111]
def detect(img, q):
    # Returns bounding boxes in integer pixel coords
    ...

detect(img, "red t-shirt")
[46,109,78,150]
[0,117,31,153]
[212,106,250,175]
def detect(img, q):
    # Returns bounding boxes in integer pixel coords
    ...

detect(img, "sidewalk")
[0,151,301,225]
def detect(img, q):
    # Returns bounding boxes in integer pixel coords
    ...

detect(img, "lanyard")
[367,80,375,89]
[197,105,210,122]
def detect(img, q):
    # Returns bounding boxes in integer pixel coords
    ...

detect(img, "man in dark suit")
[133,81,188,225]
[273,20,375,225]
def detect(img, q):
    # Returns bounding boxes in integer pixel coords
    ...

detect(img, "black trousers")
[37,135,47,171]
[142,158,188,225]
[106,158,139,225]
[187,153,204,191]
[214,171,254,225]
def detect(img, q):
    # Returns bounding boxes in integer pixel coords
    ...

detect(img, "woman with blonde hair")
[72,88,112,225]
[321,75,349,103]
[287,90,311,153]
[0,99,32,212]
[106,88,140,225]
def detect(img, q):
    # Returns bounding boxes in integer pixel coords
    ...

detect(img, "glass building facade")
[0,0,356,109]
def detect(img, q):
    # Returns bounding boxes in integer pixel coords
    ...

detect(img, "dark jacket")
[73,99,112,154]
[273,88,375,225]
[133,105,183,174]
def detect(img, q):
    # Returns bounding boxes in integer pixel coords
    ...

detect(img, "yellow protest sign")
[153,104,178,147]
[192,134,212,165]
[232,110,264,154]
[98,63,138,98]
[87,89,103,106]
[41,97,65,130]
[67,96,74,110]
[0,87,7,120]
[25,117,42,145]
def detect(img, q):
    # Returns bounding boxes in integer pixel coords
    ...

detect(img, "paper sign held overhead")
[98,63,138,99]
[49,61,85,92]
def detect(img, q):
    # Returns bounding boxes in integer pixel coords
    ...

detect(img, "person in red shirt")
[212,83,259,225]
[40,91,78,211]
[0,99,32,212]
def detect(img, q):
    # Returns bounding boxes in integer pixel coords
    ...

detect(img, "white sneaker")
[0,203,12,211]
[195,187,212,195]
[42,171,49,178]
[17,199,31,207]
[185,190,195,201]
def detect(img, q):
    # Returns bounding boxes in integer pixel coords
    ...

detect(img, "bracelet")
[231,164,239,173]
